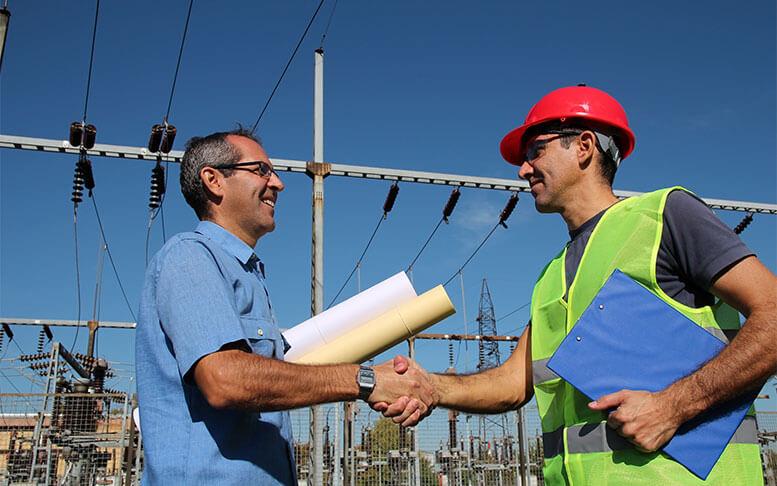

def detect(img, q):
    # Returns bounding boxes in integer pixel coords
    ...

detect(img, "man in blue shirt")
[136,128,438,485]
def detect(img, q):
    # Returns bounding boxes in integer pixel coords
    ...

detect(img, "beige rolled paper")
[292,285,455,365]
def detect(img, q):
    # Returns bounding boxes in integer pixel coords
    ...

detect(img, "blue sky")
[1,1,775,408]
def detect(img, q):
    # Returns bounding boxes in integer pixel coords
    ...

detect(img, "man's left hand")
[588,389,682,452]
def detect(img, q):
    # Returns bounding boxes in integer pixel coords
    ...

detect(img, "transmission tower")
[476,278,501,370]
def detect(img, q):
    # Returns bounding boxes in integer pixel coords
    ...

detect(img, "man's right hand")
[368,356,437,427]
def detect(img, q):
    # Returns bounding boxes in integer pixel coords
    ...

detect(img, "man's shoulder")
[152,231,219,268]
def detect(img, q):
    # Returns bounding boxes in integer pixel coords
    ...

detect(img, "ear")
[576,131,597,169]
[200,166,226,199]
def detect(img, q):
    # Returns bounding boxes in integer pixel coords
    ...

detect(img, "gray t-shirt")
[564,190,754,308]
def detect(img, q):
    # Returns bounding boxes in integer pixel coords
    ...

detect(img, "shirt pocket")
[239,316,281,358]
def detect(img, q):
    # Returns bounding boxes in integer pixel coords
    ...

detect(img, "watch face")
[359,368,375,386]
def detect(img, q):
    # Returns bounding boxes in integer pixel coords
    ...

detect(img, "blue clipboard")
[546,269,756,479]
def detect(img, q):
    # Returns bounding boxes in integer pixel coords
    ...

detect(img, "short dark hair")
[179,126,262,219]
[524,121,621,185]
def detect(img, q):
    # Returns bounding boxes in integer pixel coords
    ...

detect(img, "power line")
[442,193,519,287]
[318,0,339,48]
[71,213,83,352]
[443,222,501,287]
[406,188,461,274]
[328,182,400,308]
[407,218,444,273]
[81,0,101,122]
[90,193,137,322]
[251,0,327,133]
[327,214,384,308]
[71,0,102,353]
[164,0,194,122]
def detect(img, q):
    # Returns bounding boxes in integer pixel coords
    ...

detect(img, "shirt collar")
[195,221,257,265]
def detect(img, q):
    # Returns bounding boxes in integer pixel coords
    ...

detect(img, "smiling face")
[203,135,285,246]
[518,132,581,214]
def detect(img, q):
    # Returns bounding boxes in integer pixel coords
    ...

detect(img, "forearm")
[431,326,533,414]
[432,365,531,414]
[665,307,777,422]
[196,350,360,411]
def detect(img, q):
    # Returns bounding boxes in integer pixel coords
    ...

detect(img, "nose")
[518,162,533,181]
[269,170,285,192]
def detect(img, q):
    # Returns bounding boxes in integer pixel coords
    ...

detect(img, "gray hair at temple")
[179,127,262,219]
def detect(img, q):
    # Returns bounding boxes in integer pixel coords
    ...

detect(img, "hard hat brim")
[500,116,636,166]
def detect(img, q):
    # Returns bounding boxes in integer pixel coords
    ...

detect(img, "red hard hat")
[500,86,636,165]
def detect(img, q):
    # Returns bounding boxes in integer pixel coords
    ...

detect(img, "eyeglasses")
[523,131,581,162]
[213,160,278,179]
[524,129,622,166]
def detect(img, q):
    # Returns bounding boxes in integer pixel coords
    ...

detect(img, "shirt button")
[257,328,264,337]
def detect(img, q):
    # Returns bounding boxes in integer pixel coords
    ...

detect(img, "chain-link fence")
[0,392,139,486]
[759,411,777,486]
[290,400,543,486]
[289,405,777,486]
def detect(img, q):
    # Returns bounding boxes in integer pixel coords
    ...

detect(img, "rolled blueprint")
[292,285,455,365]
[283,272,416,361]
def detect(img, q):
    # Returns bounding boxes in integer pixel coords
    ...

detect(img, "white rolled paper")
[282,272,417,361]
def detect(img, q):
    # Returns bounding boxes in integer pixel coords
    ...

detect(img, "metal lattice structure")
[476,279,501,371]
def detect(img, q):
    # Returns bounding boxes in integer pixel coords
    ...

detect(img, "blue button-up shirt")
[136,221,295,485]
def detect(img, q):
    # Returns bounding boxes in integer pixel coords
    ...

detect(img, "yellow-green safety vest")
[530,187,762,485]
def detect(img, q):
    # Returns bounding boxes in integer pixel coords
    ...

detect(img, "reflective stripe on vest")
[542,416,758,458]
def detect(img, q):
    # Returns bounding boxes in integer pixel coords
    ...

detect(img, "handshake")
[365,356,439,427]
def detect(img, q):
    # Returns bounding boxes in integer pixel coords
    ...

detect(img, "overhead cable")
[251,0,327,133]
[90,193,137,323]
[318,0,339,48]
[81,0,101,123]
[145,1,192,260]
[443,193,519,287]
[327,182,400,308]
[164,0,194,122]
[406,188,461,274]
[69,0,102,353]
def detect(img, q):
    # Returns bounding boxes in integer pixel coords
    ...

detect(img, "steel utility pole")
[307,47,329,486]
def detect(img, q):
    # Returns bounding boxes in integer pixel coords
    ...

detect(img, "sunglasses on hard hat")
[213,160,278,179]
[523,130,582,163]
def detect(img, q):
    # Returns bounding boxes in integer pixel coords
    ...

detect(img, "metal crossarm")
[1,133,776,214]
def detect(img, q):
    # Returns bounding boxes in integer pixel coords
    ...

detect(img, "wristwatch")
[357,365,376,401]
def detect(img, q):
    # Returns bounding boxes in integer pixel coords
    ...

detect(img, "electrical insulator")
[69,122,84,147]
[72,160,85,206]
[37,329,45,353]
[81,158,95,191]
[71,157,95,206]
[2,323,13,342]
[83,124,97,149]
[148,124,164,153]
[149,161,166,209]
[498,193,519,228]
[510,341,516,354]
[442,188,461,222]
[734,213,754,235]
[0,328,3,354]
[160,124,177,153]
[382,182,400,216]
[448,342,454,368]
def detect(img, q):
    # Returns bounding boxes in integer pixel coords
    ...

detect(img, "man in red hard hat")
[377,85,776,484]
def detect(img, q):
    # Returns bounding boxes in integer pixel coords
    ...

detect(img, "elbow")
[196,365,242,410]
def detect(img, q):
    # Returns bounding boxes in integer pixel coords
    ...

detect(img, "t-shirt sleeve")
[662,190,755,290]
[155,239,248,381]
